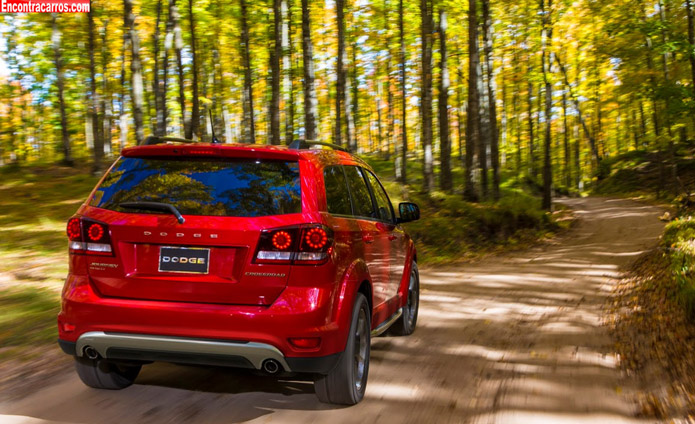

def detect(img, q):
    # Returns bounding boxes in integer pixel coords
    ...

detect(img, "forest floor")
[608,247,695,421]
[0,197,672,423]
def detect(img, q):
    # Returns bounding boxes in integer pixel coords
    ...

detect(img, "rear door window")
[364,170,395,223]
[343,166,376,219]
[323,166,353,216]
[90,157,301,217]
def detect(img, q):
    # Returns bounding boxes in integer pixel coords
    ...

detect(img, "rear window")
[90,157,301,217]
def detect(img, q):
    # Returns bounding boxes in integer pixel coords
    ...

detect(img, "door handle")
[362,234,374,244]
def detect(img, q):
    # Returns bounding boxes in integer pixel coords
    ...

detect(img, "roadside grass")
[0,288,61,359]
[0,164,99,355]
[662,217,695,321]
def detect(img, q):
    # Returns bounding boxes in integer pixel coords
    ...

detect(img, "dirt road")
[0,197,666,424]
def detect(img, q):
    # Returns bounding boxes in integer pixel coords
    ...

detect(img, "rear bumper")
[58,274,351,373]
[58,332,340,374]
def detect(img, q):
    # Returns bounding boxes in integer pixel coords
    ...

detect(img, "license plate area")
[158,246,210,274]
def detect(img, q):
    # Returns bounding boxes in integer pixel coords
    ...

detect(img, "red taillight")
[87,223,105,241]
[66,217,114,256]
[303,228,328,249]
[272,231,292,250]
[67,218,81,240]
[254,224,333,265]
[288,337,321,349]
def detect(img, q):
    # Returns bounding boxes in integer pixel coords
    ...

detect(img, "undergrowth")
[364,156,568,264]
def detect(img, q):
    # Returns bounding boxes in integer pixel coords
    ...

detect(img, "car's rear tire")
[389,261,419,336]
[314,293,370,405]
[74,356,141,390]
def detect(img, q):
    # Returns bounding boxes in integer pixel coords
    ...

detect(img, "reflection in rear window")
[90,157,301,217]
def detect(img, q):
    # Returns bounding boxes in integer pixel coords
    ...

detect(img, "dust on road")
[0,197,665,424]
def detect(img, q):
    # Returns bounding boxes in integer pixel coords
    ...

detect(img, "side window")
[344,166,376,219]
[323,166,353,215]
[365,170,395,223]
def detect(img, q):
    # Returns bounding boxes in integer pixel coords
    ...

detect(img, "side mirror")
[397,202,420,223]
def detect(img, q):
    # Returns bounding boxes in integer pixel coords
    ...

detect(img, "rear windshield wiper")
[119,202,186,224]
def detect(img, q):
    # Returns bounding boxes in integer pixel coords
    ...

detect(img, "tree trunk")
[348,41,357,151]
[301,0,318,140]
[687,0,695,98]
[527,76,535,178]
[119,20,128,150]
[187,0,200,139]
[456,53,466,163]
[101,19,113,156]
[420,0,434,192]
[239,0,256,142]
[335,0,347,146]
[478,52,489,199]
[376,82,384,154]
[88,9,104,173]
[161,0,173,138]
[397,0,407,182]
[282,0,294,144]
[512,46,521,176]
[124,0,145,145]
[153,0,166,137]
[269,0,282,145]
[383,0,394,160]
[562,91,570,188]
[541,0,553,210]
[481,0,499,200]
[171,0,186,137]
[464,0,480,201]
[438,8,452,192]
[51,14,73,166]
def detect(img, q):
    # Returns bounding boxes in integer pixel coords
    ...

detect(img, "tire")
[389,261,419,336]
[74,356,141,390]
[314,293,370,405]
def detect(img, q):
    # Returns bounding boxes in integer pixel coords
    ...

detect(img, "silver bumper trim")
[75,331,291,371]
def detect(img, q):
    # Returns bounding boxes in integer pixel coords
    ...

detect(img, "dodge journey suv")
[58,138,420,405]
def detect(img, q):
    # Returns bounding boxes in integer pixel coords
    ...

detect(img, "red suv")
[58,138,420,405]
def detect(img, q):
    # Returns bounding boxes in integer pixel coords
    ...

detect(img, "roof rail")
[142,135,222,146]
[288,139,349,153]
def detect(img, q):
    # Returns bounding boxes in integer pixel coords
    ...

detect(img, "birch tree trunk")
[270,0,282,145]
[464,0,480,201]
[124,0,145,145]
[301,0,318,140]
[420,0,434,192]
[482,0,499,200]
[541,0,554,210]
[88,9,104,173]
[438,8,452,192]
[240,0,256,142]
[188,0,200,139]
[397,0,407,182]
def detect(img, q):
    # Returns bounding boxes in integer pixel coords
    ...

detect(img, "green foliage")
[402,190,557,264]
[662,217,695,321]
[364,156,561,264]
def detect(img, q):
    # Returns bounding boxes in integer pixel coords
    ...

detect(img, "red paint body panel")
[59,143,416,362]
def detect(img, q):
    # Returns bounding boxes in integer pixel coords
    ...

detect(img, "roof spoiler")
[288,139,349,153]
[142,135,222,146]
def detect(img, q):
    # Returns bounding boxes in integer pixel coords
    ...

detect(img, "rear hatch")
[83,153,303,306]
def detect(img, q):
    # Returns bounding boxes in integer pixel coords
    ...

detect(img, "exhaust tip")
[83,346,100,360]
[261,359,281,375]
